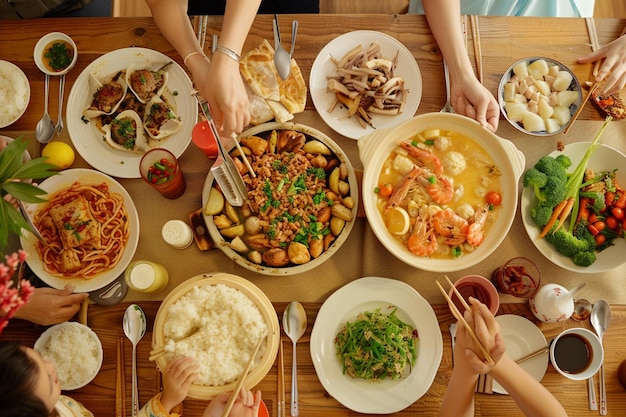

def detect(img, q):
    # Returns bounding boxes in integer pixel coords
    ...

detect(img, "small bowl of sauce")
[34,32,77,76]
[448,274,500,316]
[550,327,603,380]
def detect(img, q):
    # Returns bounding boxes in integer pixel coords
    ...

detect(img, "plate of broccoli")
[521,132,626,272]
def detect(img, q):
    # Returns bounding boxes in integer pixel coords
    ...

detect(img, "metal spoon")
[273,14,291,80]
[35,74,55,143]
[289,20,298,57]
[123,304,147,417]
[440,59,455,113]
[283,301,307,417]
[55,74,65,135]
[591,299,611,415]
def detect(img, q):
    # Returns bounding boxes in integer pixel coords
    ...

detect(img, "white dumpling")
[102,110,149,154]
[442,151,467,177]
[83,72,128,118]
[143,96,183,140]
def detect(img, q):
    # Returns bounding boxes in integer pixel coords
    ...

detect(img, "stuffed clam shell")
[101,109,149,154]
[83,71,128,118]
[125,63,169,104]
[143,96,183,140]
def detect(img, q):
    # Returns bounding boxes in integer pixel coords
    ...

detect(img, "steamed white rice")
[0,61,29,127]
[163,284,267,386]
[37,323,101,389]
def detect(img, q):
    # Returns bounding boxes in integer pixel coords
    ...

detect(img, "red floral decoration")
[0,250,34,333]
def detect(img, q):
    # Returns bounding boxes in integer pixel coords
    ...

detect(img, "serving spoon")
[35,73,55,143]
[55,74,65,135]
[591,299,611,415]
[283,301,307,417]
[273,14,291,81]
[123,304,146,417]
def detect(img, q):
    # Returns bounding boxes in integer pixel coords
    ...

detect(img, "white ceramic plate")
[34,322,103,390]
[20,169,140,292]
[310,277,442,414]
[521,142,626,273]
[66,48,197,178]
[492,315,548,394]
[0,60,30,128]
[310,30,422,140]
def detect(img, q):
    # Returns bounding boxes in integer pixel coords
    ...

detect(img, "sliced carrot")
[605,191,616,207]
[554,197,575,233]
[539,199,568,238]
[577,197,590,222]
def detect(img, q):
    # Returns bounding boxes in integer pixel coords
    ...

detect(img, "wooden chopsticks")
[149,347,166,362]
[563,82,600,135]
[585,18,601,77]
[469,15,482,83]
[437,276,495,366]
[221,336,265,417]
[277,339,285,417]
[117,337,126,417]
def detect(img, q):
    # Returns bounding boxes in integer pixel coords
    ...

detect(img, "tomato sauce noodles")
[34,181,130,278]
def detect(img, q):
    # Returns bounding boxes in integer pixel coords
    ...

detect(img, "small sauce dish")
[34,32,78,76]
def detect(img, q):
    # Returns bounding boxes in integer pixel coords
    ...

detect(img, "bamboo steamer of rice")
[152,272,280,399]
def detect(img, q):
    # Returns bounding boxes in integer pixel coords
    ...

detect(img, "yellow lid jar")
[124,261,169,293]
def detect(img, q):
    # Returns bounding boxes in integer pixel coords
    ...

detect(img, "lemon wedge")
[386,206,410,235]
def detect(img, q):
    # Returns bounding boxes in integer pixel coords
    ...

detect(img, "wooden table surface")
[2,14,626,417]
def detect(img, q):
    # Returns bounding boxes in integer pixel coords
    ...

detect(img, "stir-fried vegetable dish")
[335,308,418,381]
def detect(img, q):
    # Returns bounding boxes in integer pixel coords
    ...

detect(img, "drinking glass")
[139,148,186,199]
[492,257,541,298]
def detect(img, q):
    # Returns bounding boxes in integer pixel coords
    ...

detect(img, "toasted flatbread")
[279,58,307,114]
[267,100,294,123]
[244,78,274,125]
[240,40,280,101]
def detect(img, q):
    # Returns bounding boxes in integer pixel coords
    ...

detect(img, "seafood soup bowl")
[358,113,525,272]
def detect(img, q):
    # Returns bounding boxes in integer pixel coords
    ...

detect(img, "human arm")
[202,388,261,417]
[422,0,499,132]
[144,0,261,137]
[11,286,88,326]
[159,356,198,413]
[577,28,626,95]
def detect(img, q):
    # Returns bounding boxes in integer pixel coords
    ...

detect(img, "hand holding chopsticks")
[437,277,495,366]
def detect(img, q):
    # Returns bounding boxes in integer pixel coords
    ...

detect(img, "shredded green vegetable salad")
[334,308,419,381]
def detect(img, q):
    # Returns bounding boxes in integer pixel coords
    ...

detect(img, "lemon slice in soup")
[386,207,410,235]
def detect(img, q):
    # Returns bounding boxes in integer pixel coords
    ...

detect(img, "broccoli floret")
[531,204,554,227]
[534,156,568,183]
[545,228,590,257]
[579,191,606,213]
[573,220,597,250]
[555,154,572,169]
[543,176,567,207]
[523,168,548,201]
[573,251,596,266]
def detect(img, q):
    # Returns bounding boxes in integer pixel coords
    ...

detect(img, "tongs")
[195,97,247,207]
[17,199,59,253]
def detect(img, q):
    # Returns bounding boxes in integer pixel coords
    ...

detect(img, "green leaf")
[10,156,58,180]
[0,199,30,251]
[2,182,48,203]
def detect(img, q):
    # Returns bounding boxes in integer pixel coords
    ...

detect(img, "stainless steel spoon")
[591,299,611,415]
[289,20,298,57]
[273,14,291,81]
[123,304,147,417]
[283,301,307,417]
[440,59,455,113]
[55,74,65,135]
[35,74,55,143]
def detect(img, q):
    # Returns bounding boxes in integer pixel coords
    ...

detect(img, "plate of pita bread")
[240,40,307,125]
[310,30,422,140]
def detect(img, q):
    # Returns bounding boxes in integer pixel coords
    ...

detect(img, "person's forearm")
[438,362,477,417]
[490,355,568,417]
[220,0,262,56]
[422,0,474,83]
[145,0,202,59]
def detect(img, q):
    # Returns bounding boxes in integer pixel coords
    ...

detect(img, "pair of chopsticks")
[563,82,600,134]
[437,276,495,366]
[117,337,127,417]
[277,340,285,417]
[149,347,165,362]
[469,15,482,83]
[221,337,265,417]
[586,18,601,77]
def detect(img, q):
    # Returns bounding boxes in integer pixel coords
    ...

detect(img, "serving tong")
[194,95,247,206]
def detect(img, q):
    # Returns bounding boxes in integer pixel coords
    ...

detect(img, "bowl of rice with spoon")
[152,272,280,399]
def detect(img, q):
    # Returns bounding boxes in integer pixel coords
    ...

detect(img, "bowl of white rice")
[153,272,280,399]
[34,322,103,390]
[0,60,30,128]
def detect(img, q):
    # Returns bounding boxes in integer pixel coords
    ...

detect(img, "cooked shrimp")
[384,166,421,212]
[407,214,437,256]
[416,171,454,205]
[466,204,490,246]
[398,141,444,177]
[432,208,468,246]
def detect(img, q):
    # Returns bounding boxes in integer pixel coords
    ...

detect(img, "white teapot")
[529,282,586,323]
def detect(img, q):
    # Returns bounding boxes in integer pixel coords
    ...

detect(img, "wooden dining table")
[2,13,626,417]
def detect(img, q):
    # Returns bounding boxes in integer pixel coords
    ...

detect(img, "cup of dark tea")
[550,328,603,380]
[448,275,500,316]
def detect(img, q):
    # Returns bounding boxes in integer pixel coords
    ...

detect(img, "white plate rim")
[521,142,626,273]
[310,30,422,140]
[310,277,442,414]
[20,168,140,292]
[492,314,548,394]
[0,60,30,128]
[66,47,197,178]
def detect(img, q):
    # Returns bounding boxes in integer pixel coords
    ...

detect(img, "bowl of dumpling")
[498,57,582,136]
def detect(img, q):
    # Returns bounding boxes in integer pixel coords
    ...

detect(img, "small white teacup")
[550,328,603,380]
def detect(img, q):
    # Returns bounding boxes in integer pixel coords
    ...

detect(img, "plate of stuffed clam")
[201,122,359,275]
[66,48,197,178]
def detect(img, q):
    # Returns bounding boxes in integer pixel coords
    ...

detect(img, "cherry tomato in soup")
[378,183,393,197]
[485,191,502,206]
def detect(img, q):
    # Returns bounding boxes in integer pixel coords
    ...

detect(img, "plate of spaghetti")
[20,169,139,292]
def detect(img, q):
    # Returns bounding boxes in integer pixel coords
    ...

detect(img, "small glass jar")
[161,219,194,249]
[124,261,169,293]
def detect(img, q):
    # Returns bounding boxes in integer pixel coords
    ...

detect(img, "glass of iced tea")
[139,148,186,199]
[492,257,541,298]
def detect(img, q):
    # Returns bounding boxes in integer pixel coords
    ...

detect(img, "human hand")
[12,286,88,326]
[159,356,198,412]
[200,53,251,138]
[578,35,626,95]
[454,297,506,375]
[450,75,500,133]
[202,388,261,417]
